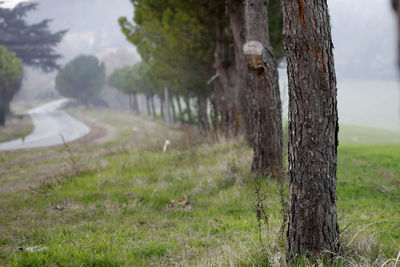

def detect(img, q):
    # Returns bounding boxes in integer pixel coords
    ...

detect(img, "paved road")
[0,99,90,151]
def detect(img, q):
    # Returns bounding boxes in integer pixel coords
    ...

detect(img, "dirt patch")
[70,113,120,145]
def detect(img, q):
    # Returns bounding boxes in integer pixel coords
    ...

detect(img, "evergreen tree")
[0,2,67,72]
[55,55,105,105]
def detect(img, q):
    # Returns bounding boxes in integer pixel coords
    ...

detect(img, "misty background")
[1,0,400,131]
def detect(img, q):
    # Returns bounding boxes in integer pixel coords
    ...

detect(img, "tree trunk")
[197,92,210,133]
[0,104,5,126]
[184,96,192,123]
[171,95,177,123]
[282,0,340,257]
[164,87,171,125]
[214,17,239,137]
[227,0,253,141]
[244,0,283,178]
[160,97,164,118]
[150,94,156,118]
[134,93,139,114]
[128,93,133,111]
[146,94,151,116]
[176,95,183,122]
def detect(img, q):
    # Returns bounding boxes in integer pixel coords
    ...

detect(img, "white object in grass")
[163,140,170,153]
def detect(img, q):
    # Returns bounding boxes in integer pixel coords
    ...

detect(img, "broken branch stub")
[243,40,264,73]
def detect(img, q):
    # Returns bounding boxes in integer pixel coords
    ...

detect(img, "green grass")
[0,115,399,266]
[0,115,33,143]
[339,124,400,144]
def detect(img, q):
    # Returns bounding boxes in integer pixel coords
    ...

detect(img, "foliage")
[55,55,105,105]
[0,2,66,72]
[0,45,23,88]
[119,0,222,100]
[0,45,23,125]
[108,62,160,97]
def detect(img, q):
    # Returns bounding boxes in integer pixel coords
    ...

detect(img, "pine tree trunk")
[197,92,210,133]
[146,95,151,116]
[150,94,156,118]
[134,93,139,114]
[282,0,340,257]
[171,96,177,123]
[160,97,164,118]
[214,18,238,137]
[184,96,192,123]
[244,0,283,178]
[176,95,183,122]
[0,103,5,126]
[227,0,253,141]
[128,93,133,111]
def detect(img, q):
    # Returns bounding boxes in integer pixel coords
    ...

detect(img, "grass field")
[0,110,399,266]
[0,115,33,143]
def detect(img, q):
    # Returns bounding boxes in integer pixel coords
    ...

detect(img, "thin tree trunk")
[184,96,192,123]
[160,97,164,118]
[244,0,283,178]
[176,95,183,122]
[128,93,133,111]
[150,94,156,118]
[227,0,253,140]
[282,0,340,257]
[214,17,238,137]
[134,93,139,114]
[197,92,210,133]
[164,87,171,125]
[171,95,176,123]
[0,102,5,126]
[146,94,151,116]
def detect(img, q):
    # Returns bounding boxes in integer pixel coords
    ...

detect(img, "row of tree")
[118,0,340,260]
[117,0,284,177]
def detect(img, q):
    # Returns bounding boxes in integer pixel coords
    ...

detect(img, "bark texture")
[282,0,340,257]
[244,0,283,178]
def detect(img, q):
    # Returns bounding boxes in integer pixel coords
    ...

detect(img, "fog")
[2,0,400,131]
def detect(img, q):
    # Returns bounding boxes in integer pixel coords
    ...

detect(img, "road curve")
[0,99,90,151]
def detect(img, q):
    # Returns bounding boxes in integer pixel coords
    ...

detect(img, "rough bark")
[282,0,340,257]
[244,0,283,178]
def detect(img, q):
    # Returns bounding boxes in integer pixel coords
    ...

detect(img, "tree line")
[117,0,341,260]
